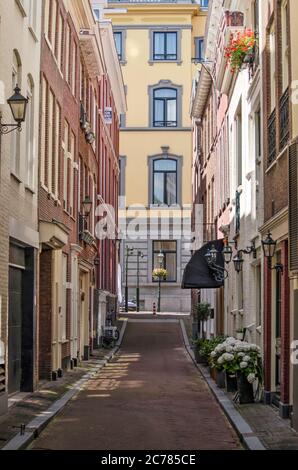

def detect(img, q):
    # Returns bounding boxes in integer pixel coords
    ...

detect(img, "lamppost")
[157,250,164,313]
[136,250,144,312]
[0,85,28,135]
[125,246,134,312]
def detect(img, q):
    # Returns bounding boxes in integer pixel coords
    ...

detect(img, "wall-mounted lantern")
[0,85,28,135]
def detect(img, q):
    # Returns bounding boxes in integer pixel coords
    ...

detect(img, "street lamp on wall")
[0,85,28,135]
[261,232,284,274]
[233,253,244,274]
[82,196,93,218]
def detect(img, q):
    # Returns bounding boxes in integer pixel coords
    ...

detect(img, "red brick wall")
[39,250,52,380]
[38,0,80,375]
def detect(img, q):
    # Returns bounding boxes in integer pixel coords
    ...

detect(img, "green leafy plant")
[196,302,211,322]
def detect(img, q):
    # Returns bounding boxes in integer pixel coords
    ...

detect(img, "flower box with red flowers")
[224,29,257,73]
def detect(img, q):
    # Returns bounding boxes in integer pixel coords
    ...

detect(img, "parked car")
[120,298,137,311]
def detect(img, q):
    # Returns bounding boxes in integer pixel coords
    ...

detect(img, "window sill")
[149,204,181,210]
[25,185,35,195]
[29,26,38,43]
[10,172,22,184]
[266,145,288,174]
[149,60,182,66]
[15,0,27,17]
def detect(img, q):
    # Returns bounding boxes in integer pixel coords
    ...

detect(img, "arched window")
[153,88,177,127]
[153,158,177,205]
[11,50,22,175]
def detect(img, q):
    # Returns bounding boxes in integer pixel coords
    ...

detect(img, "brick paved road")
[30,321,241,450]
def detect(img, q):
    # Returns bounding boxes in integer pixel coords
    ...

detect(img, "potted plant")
[210,337,263,403]
[224,29,257,72]
[193,338,209,365]
[235,328,245,340]
[152,268,167,281]
[195,302,211,339]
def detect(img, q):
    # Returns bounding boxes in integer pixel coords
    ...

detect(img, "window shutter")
[289,142,298,271]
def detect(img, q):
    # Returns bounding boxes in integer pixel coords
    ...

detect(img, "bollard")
[153,302,157,316]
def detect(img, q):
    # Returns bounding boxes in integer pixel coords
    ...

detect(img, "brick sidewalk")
[233,401,298,450]
[183,319,298,450]
[0,348,110,449]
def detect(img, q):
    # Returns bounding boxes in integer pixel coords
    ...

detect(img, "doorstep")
[0,320,127,450]
[180,320,298,450]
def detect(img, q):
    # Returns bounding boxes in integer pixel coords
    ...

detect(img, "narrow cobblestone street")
[29,320,241,450]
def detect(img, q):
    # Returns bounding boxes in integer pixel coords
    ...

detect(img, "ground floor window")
[152,241,177,282]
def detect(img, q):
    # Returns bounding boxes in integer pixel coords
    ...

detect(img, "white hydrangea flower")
[243,355,251,362]
[237,352,245,357]
[210,351,216,358]
[223,353,234,362]
[240,361,248,369]
[217,356,224,365]
[247,373,256,384]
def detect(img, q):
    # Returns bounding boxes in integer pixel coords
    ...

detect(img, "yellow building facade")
[106,1,206,311]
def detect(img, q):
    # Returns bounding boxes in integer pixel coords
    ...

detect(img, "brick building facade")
[38,0,125,380]
[0,0,42,414]
[260,0,291,418]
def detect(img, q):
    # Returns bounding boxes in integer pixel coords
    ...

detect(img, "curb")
[179,320,266,451]
[2,319,128,451]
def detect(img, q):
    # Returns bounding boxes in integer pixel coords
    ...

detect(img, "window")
[71,42,77,96]
[11,50,22,176]
[28,0,38,33]
[69,131,75,215]
[61,253,67,341]
[119,156,126,202]
[153,241,177,282]
[65,24,71,84]
[48,88,54,192]
[153,32,177,61]
[153,159,177,205]
[236,107,242,187]
[281,0,289,92]
[63,120,69,208]
[269,22,276,112]
[114,32,122,61]
[194,37,204,61]
[40,77,47,186]
[56,13,64,71]
[153,88,177,127]
[256,264,262,327]
[26,76,34,188]
[200,0,209,9]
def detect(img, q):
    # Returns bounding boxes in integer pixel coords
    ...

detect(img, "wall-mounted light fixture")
[0,85,28,135]
[261,232,284,274]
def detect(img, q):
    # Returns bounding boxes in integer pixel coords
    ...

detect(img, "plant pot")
[225,373,238,393]
[209,366,217,381]
[216,369,226,389]
[194,349,208,365]
[236,371,254,404]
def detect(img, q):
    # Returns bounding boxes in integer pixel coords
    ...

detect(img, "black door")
[8,267,23,394]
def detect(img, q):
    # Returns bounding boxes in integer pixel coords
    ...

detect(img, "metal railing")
[268,109,276,164]
[279,87,289,151]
